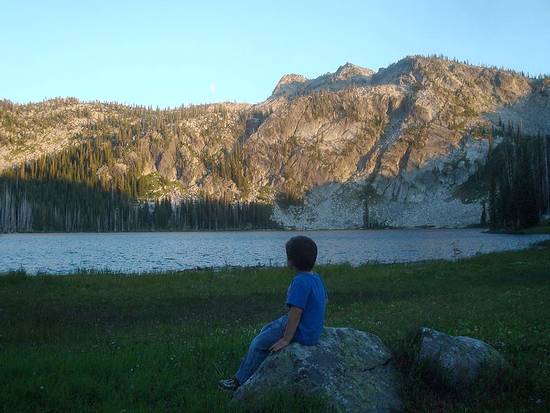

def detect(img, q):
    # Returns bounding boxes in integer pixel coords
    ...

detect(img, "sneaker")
[217,378,240,391]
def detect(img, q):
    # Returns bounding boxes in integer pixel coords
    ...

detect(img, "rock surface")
[414,327,505,387]
[233,327,402,413]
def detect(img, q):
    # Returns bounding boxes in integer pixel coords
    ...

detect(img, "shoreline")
[0,226,488,235]
[3,239,549,277]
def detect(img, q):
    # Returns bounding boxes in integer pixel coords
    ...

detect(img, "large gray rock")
[233,327,402,413]
[414,327,505,387]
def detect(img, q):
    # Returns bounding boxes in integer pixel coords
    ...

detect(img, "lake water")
[1,229,549,275]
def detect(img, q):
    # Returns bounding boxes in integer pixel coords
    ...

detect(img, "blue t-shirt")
[286,272,327,345]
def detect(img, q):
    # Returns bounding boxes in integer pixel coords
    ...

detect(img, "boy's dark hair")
[285,236,318,271]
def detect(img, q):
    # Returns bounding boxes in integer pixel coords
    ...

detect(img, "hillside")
[1,55,550,230]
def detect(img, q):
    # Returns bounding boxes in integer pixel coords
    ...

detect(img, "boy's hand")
[269,338,290,352]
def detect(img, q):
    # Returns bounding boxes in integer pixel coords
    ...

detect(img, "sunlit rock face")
[246,56,548,228]
[1,56,549,228]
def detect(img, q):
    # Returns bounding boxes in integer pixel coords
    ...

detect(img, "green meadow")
[1,243,549,412]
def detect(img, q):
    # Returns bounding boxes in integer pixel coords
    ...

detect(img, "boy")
[218,235,327,391]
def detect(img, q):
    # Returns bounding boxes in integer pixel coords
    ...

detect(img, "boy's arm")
[269,306,303,352]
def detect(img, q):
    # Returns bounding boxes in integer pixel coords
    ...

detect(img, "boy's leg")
[235,315,288,385]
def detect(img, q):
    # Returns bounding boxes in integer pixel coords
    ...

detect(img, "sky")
[1,0,549,108]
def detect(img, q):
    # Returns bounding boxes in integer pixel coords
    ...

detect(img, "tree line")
[0,179,276,232]
[466,122,550,229]
[486,125,550,229]
[0,136,277,232]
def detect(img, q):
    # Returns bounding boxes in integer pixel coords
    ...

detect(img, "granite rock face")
[233,327,402,413]
[414,327,505,387]
[252,56,547,228]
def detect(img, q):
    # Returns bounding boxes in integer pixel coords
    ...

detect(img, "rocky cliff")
[1,56,549,228]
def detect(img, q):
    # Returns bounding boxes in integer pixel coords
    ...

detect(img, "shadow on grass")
[232,391,335,413]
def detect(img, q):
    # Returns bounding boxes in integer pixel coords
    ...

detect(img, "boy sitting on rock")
[218,235,327,391]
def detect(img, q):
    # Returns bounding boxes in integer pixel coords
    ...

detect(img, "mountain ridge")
[1,55,549,229]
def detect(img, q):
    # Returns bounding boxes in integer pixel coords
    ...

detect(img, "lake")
[1,229,549,275]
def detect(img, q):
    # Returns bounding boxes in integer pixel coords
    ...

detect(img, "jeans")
[235,315,288,384]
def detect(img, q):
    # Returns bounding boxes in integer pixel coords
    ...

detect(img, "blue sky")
[1,0,549,107]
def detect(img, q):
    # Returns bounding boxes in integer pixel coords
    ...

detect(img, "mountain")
[1,55,550,230]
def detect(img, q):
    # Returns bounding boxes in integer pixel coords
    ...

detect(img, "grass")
[516,220,550,235]
[1,243,549,412]
[486,220,550,235]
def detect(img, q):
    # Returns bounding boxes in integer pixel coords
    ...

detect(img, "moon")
[210,83,216,93]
